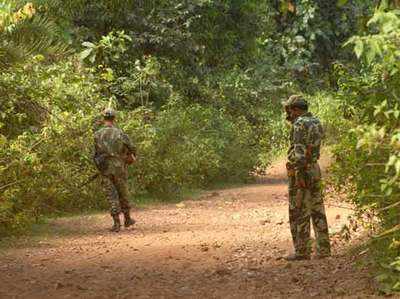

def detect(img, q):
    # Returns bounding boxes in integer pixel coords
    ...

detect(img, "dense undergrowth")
[2,0,400,293]
[0,0,289,235]
[301,4,400,293]
[324,7,400,293]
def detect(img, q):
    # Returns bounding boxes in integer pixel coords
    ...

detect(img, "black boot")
[110,214,121,232]
[123,211,136,228]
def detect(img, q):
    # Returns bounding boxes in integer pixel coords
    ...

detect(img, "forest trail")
[0,157,380,299]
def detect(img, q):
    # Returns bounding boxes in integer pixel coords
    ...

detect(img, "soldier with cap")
[283,95,331,260]
[94,108,137,232]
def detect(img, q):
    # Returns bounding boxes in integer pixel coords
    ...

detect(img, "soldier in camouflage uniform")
[94,108,137,232]
[283,95,331,260]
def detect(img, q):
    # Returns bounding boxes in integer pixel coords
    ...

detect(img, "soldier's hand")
[296,178,306,189]
[126,153,137,165]
[286,162,295,177]
[295,190,303,208]
[287,169,295,177]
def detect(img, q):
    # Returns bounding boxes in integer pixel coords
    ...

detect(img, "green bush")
[4,0,375,239]
[122,103,257,198]
[312,8,400,293]
[308,91,352,144]
[0,56,266,236]
[0,58,108,235]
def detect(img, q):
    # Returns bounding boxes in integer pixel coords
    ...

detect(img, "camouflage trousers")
[288,168,331,257]
[103,175,131,216]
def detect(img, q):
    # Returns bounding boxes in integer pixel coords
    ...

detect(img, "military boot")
[123,211,136,228]
[283,253,310,261]
[110,214,121,232]
[315,252,331,259]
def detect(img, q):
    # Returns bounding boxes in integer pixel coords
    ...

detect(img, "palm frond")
[8,15,70,55]
[0,2,70,69]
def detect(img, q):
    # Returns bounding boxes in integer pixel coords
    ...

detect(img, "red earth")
[0,158,381,298]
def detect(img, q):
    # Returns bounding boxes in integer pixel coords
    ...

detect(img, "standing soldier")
[283,95,331,260]
[94,108,137,232]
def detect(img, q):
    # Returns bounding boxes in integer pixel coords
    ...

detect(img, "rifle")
[79,173,100,188]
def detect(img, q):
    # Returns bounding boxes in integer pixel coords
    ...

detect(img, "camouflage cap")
[283,95,308,110]
[102,108,116,119]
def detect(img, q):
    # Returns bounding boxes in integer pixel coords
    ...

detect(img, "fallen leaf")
[215,268,230,276]
[232,214,241,220]
[260,219,271,225]
[200,244,209,252]
[76,285,88,291]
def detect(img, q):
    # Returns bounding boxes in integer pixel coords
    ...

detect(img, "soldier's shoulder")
[108,126,127,139]
[95,126,109,135]
[108,125,122,132]
[95,126,120,138]
[110,126,126,136]
[293,115,309,128]
[295,114,320,126]
[94,127,105,136]
[309,115,322,127]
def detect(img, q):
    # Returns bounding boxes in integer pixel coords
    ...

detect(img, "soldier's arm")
[292,121,308,175]
[94,133,100,155]
[121,131,137,156]
[93,133,101,167]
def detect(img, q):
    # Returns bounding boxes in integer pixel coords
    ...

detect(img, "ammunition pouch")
[287,169,296,177]
[286,162,296,177]
[93,153,109,172]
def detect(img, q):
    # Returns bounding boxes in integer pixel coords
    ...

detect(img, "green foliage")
[4,5,396,283]
[317,7,400,293]
[335,8,400,214]
[0,56,263,236]
[0,1,69,69]
[267,0,374,87]
[0,58,108,235]
[123,104,257,198]
[308,92,353,143]
[1,0,288,237]
[80,31,170,109]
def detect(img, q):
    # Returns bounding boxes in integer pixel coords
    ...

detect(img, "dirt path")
[0,159,380,298]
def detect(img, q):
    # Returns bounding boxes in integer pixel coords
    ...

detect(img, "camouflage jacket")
[94,125,136,178]
[287,112,324,173]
